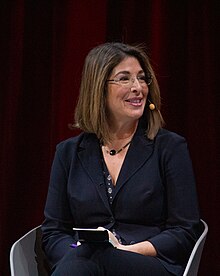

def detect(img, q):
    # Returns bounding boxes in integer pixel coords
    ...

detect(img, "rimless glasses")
[106,74,152,88]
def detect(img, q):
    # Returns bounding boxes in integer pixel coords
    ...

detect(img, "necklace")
[103,140,132,156]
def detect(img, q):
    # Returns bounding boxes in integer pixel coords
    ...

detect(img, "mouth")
[125,98,143,106]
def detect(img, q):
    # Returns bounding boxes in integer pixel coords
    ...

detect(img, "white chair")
[10,225,50,276]
[10,220,208,276]
[183,219,208,276]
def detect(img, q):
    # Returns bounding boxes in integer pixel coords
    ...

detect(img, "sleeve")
[41,144,76,267]
[148,134,203,266]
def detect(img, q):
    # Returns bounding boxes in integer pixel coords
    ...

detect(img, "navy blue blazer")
[42,126,202,275]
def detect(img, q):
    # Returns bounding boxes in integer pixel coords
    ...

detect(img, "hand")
[107,229,121,248]
[99,228,157,256]
[97,227,120,248]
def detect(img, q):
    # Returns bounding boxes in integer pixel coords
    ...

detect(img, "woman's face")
[106,56,149,126]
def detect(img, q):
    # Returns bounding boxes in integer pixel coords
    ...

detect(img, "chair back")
[10,225,50,276]
[183,219,208,276]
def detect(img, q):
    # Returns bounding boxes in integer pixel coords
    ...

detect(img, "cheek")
[107,87,126,106]
[144,87,149,97]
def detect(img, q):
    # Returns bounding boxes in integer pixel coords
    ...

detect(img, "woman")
[42,42,202,275]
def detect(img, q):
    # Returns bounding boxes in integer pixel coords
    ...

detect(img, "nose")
[130,77,142,92]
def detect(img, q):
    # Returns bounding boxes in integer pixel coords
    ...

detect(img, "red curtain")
[1,1,219,275]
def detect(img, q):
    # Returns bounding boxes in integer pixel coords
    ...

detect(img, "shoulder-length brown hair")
[74,42,164,142]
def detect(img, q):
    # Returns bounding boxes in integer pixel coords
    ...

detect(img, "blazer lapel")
[114,130,154,196]
[77,129,154,209]
[77,134,112,213]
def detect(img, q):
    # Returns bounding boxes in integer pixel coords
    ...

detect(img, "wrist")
[116,243,127,250]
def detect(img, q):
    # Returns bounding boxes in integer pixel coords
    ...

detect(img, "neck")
[102,121,138,150]
[108,121,138,142]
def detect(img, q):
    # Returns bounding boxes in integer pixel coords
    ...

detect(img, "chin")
[127,112,144,121]
[130,109,145,117]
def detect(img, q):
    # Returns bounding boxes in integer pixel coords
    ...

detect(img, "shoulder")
[154,128,189,154]
[153,129,195,177]
[155,128,186,144]
[56,132,84,150]
[55,132,94,157]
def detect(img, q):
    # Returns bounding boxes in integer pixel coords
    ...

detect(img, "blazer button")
[129,241,136,245]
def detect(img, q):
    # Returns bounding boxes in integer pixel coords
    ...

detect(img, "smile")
[125,98,143,106]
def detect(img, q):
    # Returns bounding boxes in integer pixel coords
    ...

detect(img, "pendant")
[109,149,116,156]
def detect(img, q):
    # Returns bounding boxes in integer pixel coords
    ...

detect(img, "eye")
[137,75,147,82]
[118,75,130,83]
[118,76,129,81]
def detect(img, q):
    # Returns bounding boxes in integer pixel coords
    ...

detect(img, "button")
[108,187,112,194]
[107,175,111,181]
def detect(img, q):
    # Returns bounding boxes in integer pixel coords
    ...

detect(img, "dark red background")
[1,1,219,275]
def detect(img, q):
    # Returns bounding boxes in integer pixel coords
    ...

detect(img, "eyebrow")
[113,70,145,77]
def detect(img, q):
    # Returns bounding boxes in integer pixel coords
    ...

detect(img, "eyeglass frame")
[106,74,153,87]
